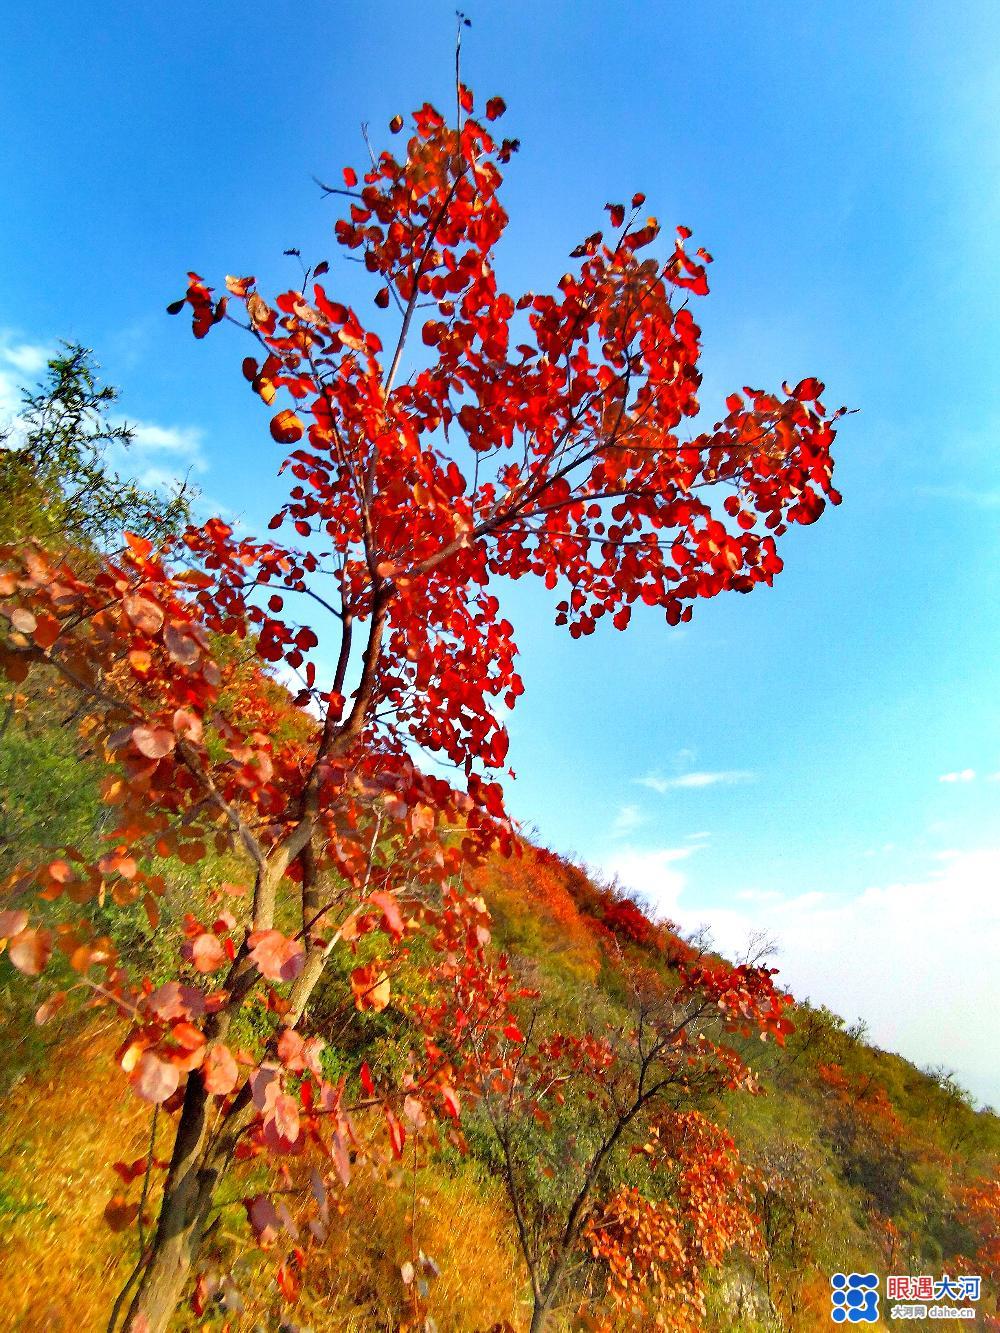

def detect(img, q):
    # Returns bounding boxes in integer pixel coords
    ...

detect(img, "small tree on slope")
[0,83,843,1331]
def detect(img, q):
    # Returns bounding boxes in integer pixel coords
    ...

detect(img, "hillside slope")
[1,729,997,1330]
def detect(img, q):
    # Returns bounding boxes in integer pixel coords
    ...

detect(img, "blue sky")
[2,1,998,1104]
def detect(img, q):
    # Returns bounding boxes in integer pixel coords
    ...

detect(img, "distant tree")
[959,1177,1000,1285]
[0,343,192,550]
[473,961,789,1330]
[753,1139,828,1329]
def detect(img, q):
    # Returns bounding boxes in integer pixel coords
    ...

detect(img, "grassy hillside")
[0,681,996,1330]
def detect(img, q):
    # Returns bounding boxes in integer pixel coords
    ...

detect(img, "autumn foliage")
[585,1111,760,1330]
[0,78,847,1331]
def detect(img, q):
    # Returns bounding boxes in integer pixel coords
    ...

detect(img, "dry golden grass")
[265,1162,526,1331]
[0,1023,151,1332]
[0,1024,526,1332]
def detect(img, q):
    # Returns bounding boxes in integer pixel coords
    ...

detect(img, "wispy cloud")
[917,484,1000,510]
[104,418,207,501]
[939,769,977,784]
[637,770,754,793]
[129,421,205,460]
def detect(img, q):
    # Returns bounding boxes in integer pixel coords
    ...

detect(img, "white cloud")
[612,804,645,836]
[127,421,205,461]
[108,419,206,481]
[637,770,754,793]
[598,843,701,919]
[939,769,976,783]
[0,335,53,439]
[609,846,1000,1110]
[1,339,49,377]
[97,417,208,511]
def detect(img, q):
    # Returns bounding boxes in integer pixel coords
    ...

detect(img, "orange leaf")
[103,1195,140,1232]
[0,909,29,939]
[130,1051,181,1104]
[133,725,175,759]
[270,410,304,445]
[351,964,390,1013]
[8,927,52,976]
[203,1043,240,1096]
[191,932,226,973]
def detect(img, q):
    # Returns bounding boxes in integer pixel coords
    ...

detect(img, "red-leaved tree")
[0,79,843,1331]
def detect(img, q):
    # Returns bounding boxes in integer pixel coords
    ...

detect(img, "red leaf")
[164,623,200,666]
[112,1157,148,1185]
[124,595,164,635]
[276,1253,302,1303]
[331,1130,351,1187]
[146,981,206,1022]
[173,708,203,743]
[245,1194,281,1246]
[103,1195,140,1232]
[369,889,405,941]
[791,376,824,401]
[385,1106,406,1159]
[277,1027,306,1071]
[272,1092,301,1144]
[32,613,60,649]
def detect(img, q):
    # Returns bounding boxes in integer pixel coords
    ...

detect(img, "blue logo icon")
[831,1273,879,1323]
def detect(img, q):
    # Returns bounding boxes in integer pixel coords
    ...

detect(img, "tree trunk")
[529,1267,565,1333]
[121,1076,218,1333]
[118,903,332,1331]
[528,1300,552,1333]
